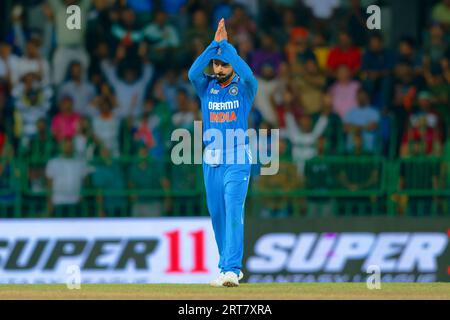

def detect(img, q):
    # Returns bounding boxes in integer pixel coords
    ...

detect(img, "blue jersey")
[188,40,258,154]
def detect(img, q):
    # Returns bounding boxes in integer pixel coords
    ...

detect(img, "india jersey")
[188,40,258,161]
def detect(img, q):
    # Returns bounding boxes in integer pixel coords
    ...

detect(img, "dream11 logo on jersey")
[245,232,449,283]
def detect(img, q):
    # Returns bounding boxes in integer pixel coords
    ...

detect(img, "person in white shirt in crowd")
[13,37,51,87]
[47,0,91,85]
[59,61,97,117]
[284,109,329,176]
[255,62,283,126]
[0,42,19,86]
[303,0,341,20]
[45,138,93,217]
[92,95,121,157]
[12,73,53,149]
[101,45,154,119]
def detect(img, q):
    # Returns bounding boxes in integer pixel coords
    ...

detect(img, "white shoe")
[222,271,239,287]
[209,273,226,287]
[209,271,244,287]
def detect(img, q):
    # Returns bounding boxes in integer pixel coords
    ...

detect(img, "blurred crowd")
[0,0,449,217]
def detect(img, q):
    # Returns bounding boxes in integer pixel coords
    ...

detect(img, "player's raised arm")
[216,21,257,97]
[188,20,227,95]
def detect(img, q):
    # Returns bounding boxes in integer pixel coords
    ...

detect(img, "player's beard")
[216,71,234,84]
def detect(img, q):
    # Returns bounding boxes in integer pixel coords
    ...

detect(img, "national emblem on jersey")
[229,86,238,96]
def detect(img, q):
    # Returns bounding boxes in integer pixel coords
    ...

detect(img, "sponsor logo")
[210,88,219,95]
[208,100,240,111]
[0,219,218,284]
[246,232,448,282]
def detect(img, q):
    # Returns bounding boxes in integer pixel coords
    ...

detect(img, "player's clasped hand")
[214,18,228,42]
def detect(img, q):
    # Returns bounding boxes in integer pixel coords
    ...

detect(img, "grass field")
[0,283,449,300]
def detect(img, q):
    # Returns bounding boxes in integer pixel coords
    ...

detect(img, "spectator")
[51,95,81,142]
[22,118,56,160]
[343,88,380,153]
[303,0,340,35]
[425,64,450,134]
[361,33,394,109]
[0,42,17,86]
[255,62,282,126]
[183,9,214,61]
[45,138,92,217]
[328,64,361,118]
[271,85,303,129]
[12,5,53,60]
[292,57,326,115]
[342,0,368,46]
[314,93,343,155]
[153,68,180,112]
[92,95,121,157]
[226,3,257,48]
[13,37,51,87]
[270,8,297,49]
[303,0,340,21]
[48,0,91,85]
[101,45,154,119]
[326,30,362,74]
[144,11,180,68]
[172,89,196,131]
[92,145,126,217]
[284,110,328,175]
[395,36,423,73]
[251,33,284,77]
[176,67,197,99]
[59,61,97,117]
[285,27,316,66]
[85,0,115,53]
[74,116,96,160]
[110,6,145,54]
[311,31,330,71]
[128,144,170,217]
[88,41,110,88]
[400,91,442,157]
[391,59,426,146]
[12,76,52,148]
[132,98,170,159]
[423,24,448,68]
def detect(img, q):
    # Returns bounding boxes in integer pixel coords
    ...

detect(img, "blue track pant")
[203,162,251,276]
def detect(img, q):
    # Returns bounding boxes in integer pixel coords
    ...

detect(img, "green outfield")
[0,283,449,300]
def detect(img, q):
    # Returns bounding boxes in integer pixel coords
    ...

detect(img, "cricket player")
[188,18,258,287]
